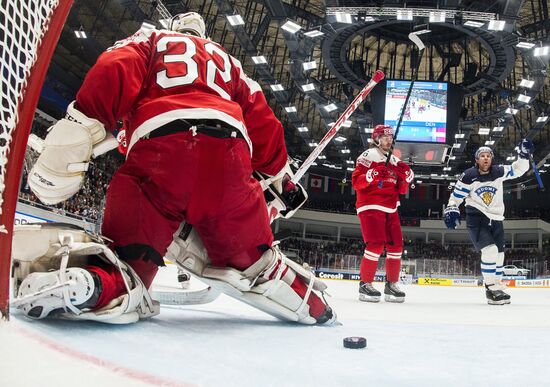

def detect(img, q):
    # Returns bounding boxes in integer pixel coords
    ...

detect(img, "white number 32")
[156,36,232,100]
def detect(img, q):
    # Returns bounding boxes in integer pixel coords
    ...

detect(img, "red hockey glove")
[393,161,414,183]
[366,165,389,184]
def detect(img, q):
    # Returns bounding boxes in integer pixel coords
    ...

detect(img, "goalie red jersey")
[76,27,286,175]
[351,148,412,214]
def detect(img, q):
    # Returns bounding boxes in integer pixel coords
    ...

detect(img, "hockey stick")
[379,29,429,188]
[291,69,386,184]
[152,286,221,305]
[509,109,545,191]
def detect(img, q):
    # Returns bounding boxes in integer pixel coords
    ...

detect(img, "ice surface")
[2,264,550,387]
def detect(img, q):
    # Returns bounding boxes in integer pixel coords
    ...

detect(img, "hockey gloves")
[366,165,389,184]
[443,205,461,229]
[28,101,107,204]
[255,159,308,221]
[517,139,534,159]
[393,161,414,183]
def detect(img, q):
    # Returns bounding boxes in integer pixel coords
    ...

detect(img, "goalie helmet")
[372,124,394,143]
[169,12,207,39]
[475,146,494,159]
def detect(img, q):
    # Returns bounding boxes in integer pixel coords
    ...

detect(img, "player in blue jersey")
[443,139,534,304]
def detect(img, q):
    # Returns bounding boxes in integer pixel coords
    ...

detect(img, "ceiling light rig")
[281,20,302,34]
[226,14,244,26]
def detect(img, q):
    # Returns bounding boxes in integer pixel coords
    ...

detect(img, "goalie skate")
[15,268,100,319]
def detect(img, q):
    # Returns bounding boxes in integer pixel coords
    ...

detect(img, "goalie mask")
[169,12,207,39]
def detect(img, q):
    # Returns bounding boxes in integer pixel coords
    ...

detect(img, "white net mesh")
[0,0,60,233]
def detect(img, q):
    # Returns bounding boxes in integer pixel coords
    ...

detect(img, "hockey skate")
[384,282,405,303]
[15,268,101,319]
[493,282,511,304]
[359,282,381,302]
[485,284,511,305]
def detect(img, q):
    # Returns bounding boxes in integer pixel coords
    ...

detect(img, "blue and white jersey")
[448,158,529,220]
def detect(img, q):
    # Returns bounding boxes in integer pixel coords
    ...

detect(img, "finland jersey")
[448,158,529,221]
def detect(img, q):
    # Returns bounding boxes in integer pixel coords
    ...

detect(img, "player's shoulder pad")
[390,154,402,163]
[459,167,479,184]
[356,149,375,168]
[107,27,156,52]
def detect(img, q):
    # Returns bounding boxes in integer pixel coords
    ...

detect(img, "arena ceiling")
[45,0,550,186]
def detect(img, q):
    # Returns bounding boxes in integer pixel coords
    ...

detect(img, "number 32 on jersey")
[156,36,232,100]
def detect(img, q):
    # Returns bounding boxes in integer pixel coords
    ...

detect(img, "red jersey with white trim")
[75,27,286,175]
[352,147,410,213]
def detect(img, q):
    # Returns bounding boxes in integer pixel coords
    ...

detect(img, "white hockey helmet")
[475,146,494,159]
[169,12,206,39]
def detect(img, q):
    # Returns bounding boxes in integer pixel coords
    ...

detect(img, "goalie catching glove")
[28,102,109,205]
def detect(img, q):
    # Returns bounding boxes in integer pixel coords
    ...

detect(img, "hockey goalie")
[14,12,336,325]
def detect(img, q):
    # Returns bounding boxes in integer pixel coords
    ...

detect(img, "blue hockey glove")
[443,205,461,229]
[517,139,534,159]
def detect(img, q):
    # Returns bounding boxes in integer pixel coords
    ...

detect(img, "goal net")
[0,0,74,319]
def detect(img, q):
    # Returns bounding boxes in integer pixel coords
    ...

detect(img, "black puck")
[343,336,367,349]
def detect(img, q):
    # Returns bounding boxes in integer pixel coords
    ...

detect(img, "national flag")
[310,174,323,192]
[328,178,339,193]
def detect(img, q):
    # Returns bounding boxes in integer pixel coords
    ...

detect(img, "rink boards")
[315,268,550,288]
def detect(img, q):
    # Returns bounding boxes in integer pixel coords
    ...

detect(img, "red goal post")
[0,0,74,319]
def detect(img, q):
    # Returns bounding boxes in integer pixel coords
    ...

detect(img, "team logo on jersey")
[475,186,497,206]
[357,151,372,168]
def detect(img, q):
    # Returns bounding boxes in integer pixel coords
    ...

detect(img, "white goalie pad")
[11,223,159,324]
[166,224,335,325]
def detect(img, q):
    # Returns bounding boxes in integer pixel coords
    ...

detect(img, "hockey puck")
[343,336,367,349]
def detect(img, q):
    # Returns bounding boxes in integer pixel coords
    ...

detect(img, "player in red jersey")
[20,12,335,325]
[351,124,414,303]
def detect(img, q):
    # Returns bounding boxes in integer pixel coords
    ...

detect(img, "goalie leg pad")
[11,224,159,324]
[165,223,336,324]
[200,247,336,325]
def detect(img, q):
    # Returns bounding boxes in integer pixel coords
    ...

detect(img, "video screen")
[384,80,447,143]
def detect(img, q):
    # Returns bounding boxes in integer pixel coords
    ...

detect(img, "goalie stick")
[379,29,430,188]
[151,286,221,305]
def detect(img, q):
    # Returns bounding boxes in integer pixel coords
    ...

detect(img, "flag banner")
[310,174,323,192]
[328,177,339,193]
